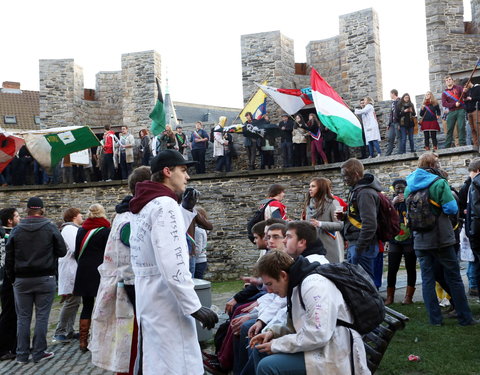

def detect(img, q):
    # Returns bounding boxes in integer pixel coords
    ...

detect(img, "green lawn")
[211,280,244,294]
[377,302,480,375]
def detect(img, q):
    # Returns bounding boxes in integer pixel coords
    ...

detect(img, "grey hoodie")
[5,217,66,279]
[344,173,382,252]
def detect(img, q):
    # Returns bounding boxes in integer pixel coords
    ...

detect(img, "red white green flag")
[310,68,364,147]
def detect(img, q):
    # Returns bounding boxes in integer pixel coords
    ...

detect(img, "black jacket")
[344,174,382,252]
[279,119,293,143]
[465,84,480,113]
[465,174,480,249]
[5,217,66,279]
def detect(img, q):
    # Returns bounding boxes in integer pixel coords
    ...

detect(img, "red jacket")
[103,131,115,154]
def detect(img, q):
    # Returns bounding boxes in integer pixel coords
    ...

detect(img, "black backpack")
[246,199,275,243]
[298,262,385,335]
[405,177,441,232]
[210,127,215,143]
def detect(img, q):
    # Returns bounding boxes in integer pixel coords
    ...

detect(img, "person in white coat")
[355,97,381,158]
[129,150,218,375]
[250,250,370,375]
[213,116,230,172]
[89,166,151,374]
[53,208,83,343]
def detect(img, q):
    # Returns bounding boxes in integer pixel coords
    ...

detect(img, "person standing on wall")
[190,121,209,174]
[243,112,260,170]
[119,126,135,179]
[396,93,417,154]
[278,114,293,168]
[385,89,401,156]
[5,197,67,364]
[102,124,118,181]
[442,75,467,147]
[419,91,441,151]
[354,97,382,158]
[464,80,480,147]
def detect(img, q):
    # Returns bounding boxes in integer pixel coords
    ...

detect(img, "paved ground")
[0,260,477,375]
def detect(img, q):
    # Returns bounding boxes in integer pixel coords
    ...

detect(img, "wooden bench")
[363,306,410,373]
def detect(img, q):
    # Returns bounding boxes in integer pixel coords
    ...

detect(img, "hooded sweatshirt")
[5,217,67,279]
[344,173,382,252]
[129,180,178,214]
[405,168,457,249]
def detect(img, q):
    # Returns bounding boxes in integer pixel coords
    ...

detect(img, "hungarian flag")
[0,132,25,172]
[149,78,166,136]
[257,84,313,115]
[239,81,268,123]
[310,68,363,147]
[21,126,100,169]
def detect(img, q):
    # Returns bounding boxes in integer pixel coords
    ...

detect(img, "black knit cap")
[27,196,44,209]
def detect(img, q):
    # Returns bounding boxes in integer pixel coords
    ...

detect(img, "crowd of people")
[1,146,479,374]
[0,75,478,187]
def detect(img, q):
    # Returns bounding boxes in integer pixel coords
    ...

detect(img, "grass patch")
[377,302,480,375]
[211,280,244,294]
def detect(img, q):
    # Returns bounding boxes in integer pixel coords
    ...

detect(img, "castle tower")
[121,50,161,134]
[241,31,295,120]
[338,8,383,104]
[39,59,84,128]
[425,0,480,96]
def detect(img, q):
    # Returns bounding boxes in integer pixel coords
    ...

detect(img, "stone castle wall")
[1,148,476,280]
[39,59,78,128]
[39,51,161,136]
[426,0,480,96]
[241,8,383,123]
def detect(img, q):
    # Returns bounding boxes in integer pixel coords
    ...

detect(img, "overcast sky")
[1,0,472,108]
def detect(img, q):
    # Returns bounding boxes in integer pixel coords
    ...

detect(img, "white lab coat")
[130,197,203,375]
[213,125,228,157]
[269,274,370,375]
[89,211,135,373]
[355,104,381,143]
[58,224,79,295]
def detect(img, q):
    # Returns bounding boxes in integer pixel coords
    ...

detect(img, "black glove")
[191,306,218,330]
[181,187,199,210]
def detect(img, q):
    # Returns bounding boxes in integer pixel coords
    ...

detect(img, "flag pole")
[459,58,480,101]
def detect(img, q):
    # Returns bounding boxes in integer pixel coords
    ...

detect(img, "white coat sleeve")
[270,274,341,354]
[150,200,202,316]
[354,104,373,115]
[258,296,287,324]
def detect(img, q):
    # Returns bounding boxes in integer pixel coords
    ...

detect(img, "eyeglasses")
[266,235,285,240]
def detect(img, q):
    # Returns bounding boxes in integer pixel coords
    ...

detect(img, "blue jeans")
[280,141,293,167]
[252,349,306,375]
[13,276,56,362]
[373,250,384,289]
[119,152,132,179]
[368,140,381,157]
[194,262,207,279]
[386,123,400,155]
[233,318,256,375]
[216,155,231,172]
[399,126,415,154]
[415,246,473,325]
[347,243,379,282]
[467,259,479,289]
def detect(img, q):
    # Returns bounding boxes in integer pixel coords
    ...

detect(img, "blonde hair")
[364,97,374,105]
[219,116,227,127]
[423,91,438,106]
[87,204,107,219]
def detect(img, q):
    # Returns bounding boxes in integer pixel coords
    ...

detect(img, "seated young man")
[249,251,370,375]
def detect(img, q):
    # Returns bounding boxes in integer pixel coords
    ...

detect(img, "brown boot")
[79,319,91,352]
[402,286,416,305]
[385,287,395,305]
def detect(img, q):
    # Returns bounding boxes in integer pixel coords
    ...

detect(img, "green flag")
[22,126,101,169]
[149,78,166,136]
